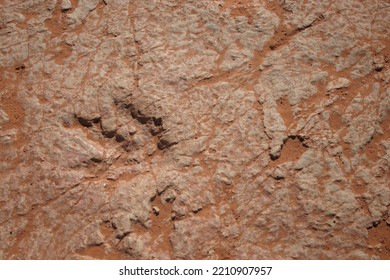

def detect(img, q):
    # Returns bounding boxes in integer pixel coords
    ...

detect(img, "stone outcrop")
[0,0,389,259]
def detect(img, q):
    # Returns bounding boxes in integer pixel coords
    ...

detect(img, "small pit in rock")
[277,136,307,162]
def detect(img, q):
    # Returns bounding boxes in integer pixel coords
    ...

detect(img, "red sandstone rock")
[0,0,389,259]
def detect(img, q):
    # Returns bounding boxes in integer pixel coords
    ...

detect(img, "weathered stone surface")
[0,0,389,259]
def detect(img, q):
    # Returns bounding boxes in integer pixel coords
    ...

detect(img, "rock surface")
[0,0,389,259]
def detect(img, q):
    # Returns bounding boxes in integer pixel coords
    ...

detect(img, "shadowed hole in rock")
[152,117,162,126]
[92,117,101,123]
[288,134,309,147]
[77,117,93,127]
[90,157,102,163]
[129,105,150,124]
[102,130,116,138]
[157,138,177,150]
[15,64,25,73]
[115,134,126,142]
[135,115,150,124]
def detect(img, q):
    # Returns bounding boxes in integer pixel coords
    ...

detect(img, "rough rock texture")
[0,0,389,260]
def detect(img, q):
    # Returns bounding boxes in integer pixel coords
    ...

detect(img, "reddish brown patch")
[149,195,174,256]
[76,244,128,260]
[1,91,25,130]
[100,222,113,239]
[278,137,307,163]
[0,67,27,170]
[367,221,390,260]
[328,109,344,131]
[131,195,174,258]
[355,197,371,215]
[351,177,368,196]
[0,64,28,192]
[44,9,67,38]
[52,44,73,65]
[223,0,252,9]
[96,0,106,17]
[276,96,295,128]
[185,49,199,59]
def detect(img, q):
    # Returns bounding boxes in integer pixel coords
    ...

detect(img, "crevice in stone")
[297,14,325,32]
[287,134,309,147]
[128,104,164,135]
[77,116,94,127]
[157,138,178,150]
